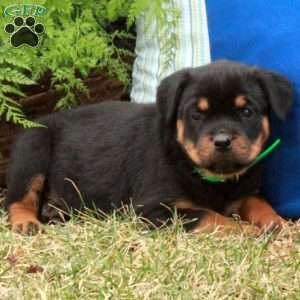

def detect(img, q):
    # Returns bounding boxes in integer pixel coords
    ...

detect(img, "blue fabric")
[206,0,300,218]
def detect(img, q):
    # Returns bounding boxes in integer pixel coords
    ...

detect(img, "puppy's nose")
[213,133,232,150]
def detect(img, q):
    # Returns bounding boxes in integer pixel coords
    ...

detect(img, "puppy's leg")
[238,196,286,232]
[5,127,51,234]
[170,198,259,234]
[8,175,44,234]
[177,208,258,235]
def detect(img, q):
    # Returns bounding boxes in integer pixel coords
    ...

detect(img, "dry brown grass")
[0,205,300,300]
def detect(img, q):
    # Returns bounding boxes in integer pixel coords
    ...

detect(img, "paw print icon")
[4,16,45,47]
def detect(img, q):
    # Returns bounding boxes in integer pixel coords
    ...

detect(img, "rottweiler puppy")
[5,60,294,234]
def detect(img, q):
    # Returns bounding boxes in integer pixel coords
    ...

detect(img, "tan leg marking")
[173,198,259,235]
[238,196,286,232]
[174,198,201,210]
[192,209,259,235]
[9,175,44,234]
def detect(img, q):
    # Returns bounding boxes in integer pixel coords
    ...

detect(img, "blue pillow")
[206,0,300,218]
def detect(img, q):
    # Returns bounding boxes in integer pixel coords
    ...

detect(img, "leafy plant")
[0,48,43,127]
[0,0,178,127]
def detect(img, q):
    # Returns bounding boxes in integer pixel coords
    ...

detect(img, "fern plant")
[0,48,43,127]
[0,0,178,127]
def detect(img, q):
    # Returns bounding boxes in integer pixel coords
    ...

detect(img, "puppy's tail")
[4,125,51,210]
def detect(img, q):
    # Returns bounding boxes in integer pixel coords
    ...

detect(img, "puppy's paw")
[10,217,43,235]
[238,223,261,236]
[8,199,43,235]
[204,223,260,236]
[256,214,286,234]
[9,210,43,235]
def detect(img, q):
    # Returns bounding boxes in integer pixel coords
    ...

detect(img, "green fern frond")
[0,68,35,85]
[0,94,43,128]
[0,84,25,97]
[0,0,178,129]
[54,92,77,110]
[3,56,32,72]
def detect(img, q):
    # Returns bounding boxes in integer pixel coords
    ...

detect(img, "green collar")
[194,138,281,183]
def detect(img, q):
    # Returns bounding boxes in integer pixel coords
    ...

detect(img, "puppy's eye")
[239,107,253,118]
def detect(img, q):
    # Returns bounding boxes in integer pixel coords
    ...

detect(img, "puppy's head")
[157,60,294,178]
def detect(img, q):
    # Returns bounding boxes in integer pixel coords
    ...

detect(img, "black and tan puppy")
[5,60,294,234]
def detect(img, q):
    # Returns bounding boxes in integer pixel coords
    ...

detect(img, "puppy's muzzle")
[213,131,232,151]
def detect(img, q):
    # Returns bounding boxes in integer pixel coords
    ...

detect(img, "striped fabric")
[130,0,211,103]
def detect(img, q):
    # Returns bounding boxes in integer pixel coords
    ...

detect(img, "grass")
[1,206,300,300]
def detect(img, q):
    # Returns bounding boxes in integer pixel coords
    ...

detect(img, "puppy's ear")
[256,70,294,120]
[156,68,190,125]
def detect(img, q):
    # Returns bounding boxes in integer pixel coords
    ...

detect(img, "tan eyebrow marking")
[234,95,247,108]
[198,97,209,111]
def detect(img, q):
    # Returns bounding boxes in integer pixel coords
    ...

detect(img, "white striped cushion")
[131,0,211,103]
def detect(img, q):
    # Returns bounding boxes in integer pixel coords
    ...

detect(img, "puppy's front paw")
[238,223,261,236]
[256,214,286,234]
